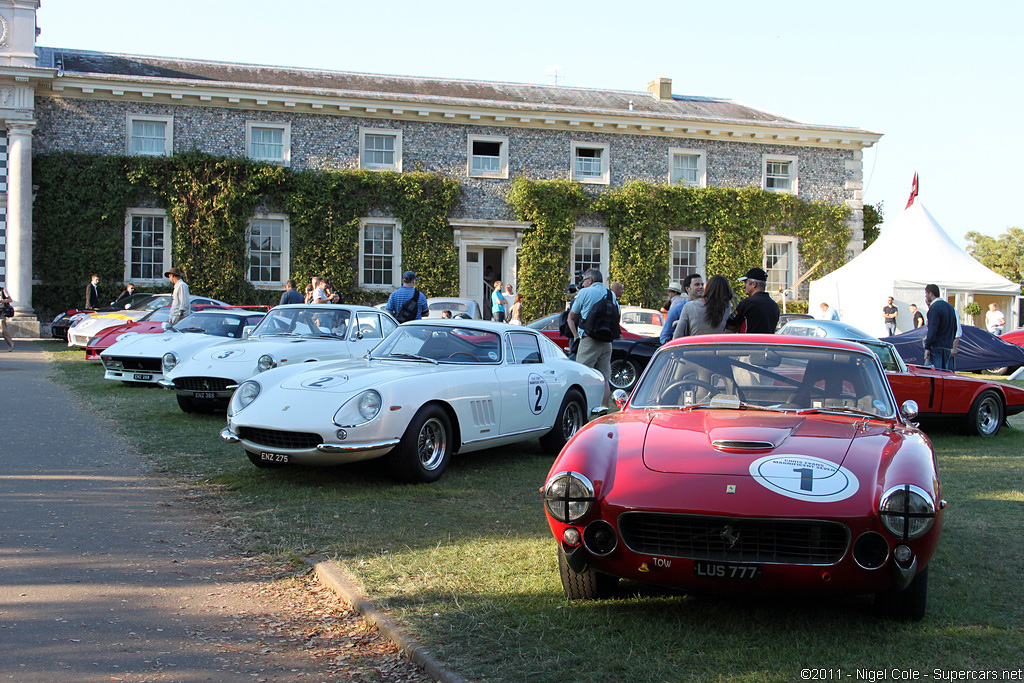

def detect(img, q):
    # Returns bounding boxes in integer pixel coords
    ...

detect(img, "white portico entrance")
[450,219,525,320]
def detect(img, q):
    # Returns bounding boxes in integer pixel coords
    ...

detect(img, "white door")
[464,248,483,302]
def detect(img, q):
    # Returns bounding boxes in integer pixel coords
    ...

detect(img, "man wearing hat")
[165,267,191,325]
[727,267,779,334]
[385,270,428,322]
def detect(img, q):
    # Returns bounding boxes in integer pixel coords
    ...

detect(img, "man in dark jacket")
[85,274,101,309]
[727,267,780,334]
[923,284,957,370]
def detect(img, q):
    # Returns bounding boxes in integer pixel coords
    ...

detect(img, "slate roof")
[37,46,812,127]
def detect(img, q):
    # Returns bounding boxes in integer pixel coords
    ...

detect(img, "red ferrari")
[543,335,944,620]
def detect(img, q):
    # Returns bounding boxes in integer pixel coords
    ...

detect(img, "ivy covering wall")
[509,179,851,321]
[32,152,461,316]
[32,152,851,323]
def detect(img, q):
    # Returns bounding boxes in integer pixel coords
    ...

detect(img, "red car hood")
[642,410,859,478]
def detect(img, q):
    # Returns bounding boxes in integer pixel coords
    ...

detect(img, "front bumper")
[221,426,400,466]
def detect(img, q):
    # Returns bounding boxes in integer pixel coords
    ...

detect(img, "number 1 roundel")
[748,454,859,503]
[528,373,549,415]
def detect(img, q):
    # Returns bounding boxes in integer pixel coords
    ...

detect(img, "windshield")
[370,325,502,363]
[172,311,256,338]
[125,294,169,311]
[630,343,895,417]
[251,307,352,338]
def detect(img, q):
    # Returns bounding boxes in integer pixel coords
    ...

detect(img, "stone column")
[5,119,37,326]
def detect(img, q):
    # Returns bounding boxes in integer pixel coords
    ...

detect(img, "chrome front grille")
[238,426,323,450]
[106,356,161,372]
[175,376,233,392]
[618,512,849,565]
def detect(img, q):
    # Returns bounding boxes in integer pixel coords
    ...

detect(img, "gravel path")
[0,341,434,682]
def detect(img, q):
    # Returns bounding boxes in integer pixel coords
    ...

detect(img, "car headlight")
[879,484,935,540]
[53,313,65,323]
[162,352,179,373]
[69,315,87,328]
[229,380,261,416]
[257,354,277,373]
[543,471,595,524]
[332,390,383,427]
[103,358,123,371]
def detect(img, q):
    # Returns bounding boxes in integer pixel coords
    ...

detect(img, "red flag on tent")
[905,172,919,208]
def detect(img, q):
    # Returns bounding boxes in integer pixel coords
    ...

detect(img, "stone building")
[0,0,880,333]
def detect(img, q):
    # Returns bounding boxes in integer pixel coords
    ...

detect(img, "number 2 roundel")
[748,454,859,503]
[528,373,549,415]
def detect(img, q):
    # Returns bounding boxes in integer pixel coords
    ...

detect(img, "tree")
[965,227,1024,283]
[862,202,883,248]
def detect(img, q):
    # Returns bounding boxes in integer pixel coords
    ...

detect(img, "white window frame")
[668,148,707,187]
[571,227,610,281]
[358,218,404,290]
[126,114,173,156]
[247,213,291,288]
[359,127,403,172]
[668,230,707,282]
[123,208,172,284]
[467,134,509,179]
[761,153,799,194]
[763,236,800,296]
[570,141,610,185]
[246,121,291,166]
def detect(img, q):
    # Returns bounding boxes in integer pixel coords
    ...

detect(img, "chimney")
[647,78,672,101]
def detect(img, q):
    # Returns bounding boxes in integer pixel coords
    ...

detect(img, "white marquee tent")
[808,201,1020,338]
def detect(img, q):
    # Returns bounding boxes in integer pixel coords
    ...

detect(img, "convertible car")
[779,319,1024,437]
[67,294,228,348]
[221,319,607,482]
[542,334,944,620]
[99,308,268,385]
[889,324,1024,376]
[160,304,397,412]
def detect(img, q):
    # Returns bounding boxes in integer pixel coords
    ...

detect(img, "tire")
[875,567,928,621]
[558,546,617,599]
[246,452,286,469]
[609,357,640,392]
[967,389,1004,437]
[387,405,453,483]
[176,394,199,413]
[983,365,1017,376]
[539,389,586,455]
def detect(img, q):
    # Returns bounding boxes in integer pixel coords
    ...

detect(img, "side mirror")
[242,326,255,339]
[900,400,919,421]
[612,389,628,409]
[161,322,169,331]
[124,304,131,309]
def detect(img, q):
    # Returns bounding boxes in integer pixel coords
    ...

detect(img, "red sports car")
[543,334,944,620]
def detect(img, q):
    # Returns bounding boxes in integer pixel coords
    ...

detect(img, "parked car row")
[67,300,994,620]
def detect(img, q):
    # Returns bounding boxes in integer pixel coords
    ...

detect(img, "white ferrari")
[160,304,398,413]
[99,308,268,385]
[220,319,608,482]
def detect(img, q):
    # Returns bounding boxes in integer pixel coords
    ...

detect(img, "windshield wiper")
[385,352,438,365]
[175,327,205,334]
[797,406,883,419]
[258,330,296,337]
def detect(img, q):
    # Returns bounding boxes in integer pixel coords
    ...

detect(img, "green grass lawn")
[44,341,1024,681]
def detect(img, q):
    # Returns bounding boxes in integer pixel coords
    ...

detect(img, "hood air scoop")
[711,439,777,452]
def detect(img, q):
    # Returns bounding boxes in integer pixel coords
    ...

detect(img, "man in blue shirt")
[567,268,618,400]
[279,279,304,305]
[659,273,704,344]
[385,271,428,321]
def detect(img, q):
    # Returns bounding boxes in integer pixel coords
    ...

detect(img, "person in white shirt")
[986,303,1006,335]
[165,267,191,325]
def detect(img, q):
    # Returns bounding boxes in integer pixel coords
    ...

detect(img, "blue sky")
[35,0,1023,247]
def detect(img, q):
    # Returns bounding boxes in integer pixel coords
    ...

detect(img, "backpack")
[582,289,621,342]
[395,289,421,323]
